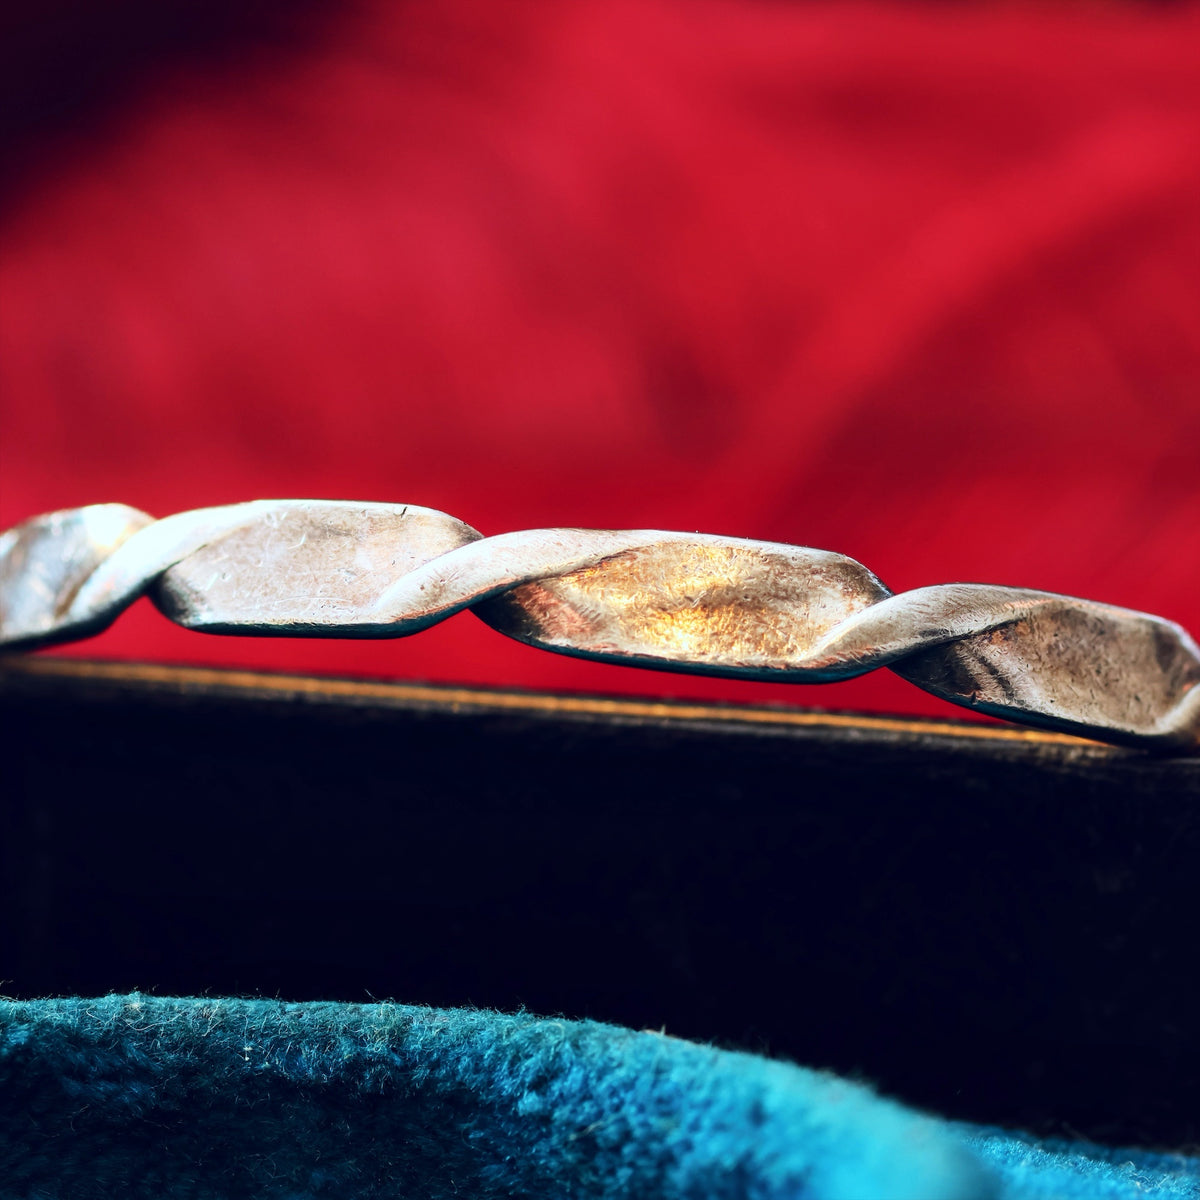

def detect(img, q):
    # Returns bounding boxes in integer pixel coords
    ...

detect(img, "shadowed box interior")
[2,657,1199,1148]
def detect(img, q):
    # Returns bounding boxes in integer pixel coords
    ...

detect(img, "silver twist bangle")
[2,499,1197,750]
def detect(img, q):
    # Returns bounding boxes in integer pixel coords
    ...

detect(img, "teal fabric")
[0,994,1196,1199]
[963,1128,1200,1199]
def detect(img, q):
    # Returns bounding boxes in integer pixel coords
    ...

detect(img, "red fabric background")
[2,0,1199,720]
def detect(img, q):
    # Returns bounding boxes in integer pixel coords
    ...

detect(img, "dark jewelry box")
[3,657,1199,1149]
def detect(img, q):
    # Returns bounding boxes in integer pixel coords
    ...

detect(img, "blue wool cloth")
[0,994,1197,1199]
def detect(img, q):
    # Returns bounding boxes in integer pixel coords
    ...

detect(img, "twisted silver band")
[2,500,1197,750]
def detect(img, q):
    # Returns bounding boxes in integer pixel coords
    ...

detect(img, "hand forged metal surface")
[1,499,1198,749]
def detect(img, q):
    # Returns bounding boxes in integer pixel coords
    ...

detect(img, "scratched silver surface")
[2,499,1198,749]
